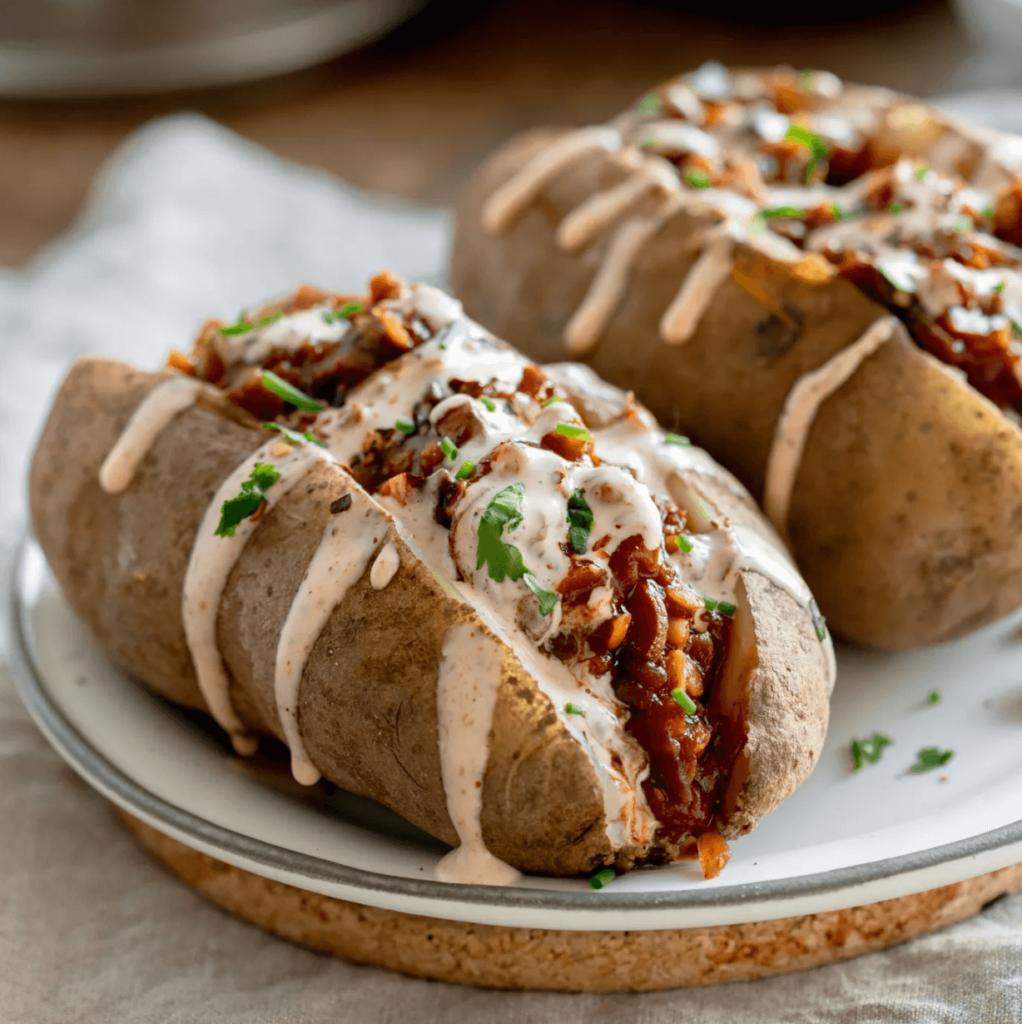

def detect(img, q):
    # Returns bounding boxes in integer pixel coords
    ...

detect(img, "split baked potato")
[452,63,1022,650]
[30,275,833,881]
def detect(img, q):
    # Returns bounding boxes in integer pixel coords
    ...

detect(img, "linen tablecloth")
[2,115,1021,1023]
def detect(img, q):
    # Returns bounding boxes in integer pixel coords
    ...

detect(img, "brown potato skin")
[451,127,1022,649]
[30,354,832,873]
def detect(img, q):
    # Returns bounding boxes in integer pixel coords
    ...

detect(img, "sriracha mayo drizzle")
[97,282,833,884]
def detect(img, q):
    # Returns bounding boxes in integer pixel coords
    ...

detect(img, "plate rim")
[11,532,1022,927]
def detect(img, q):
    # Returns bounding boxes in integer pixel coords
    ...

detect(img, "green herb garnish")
[1012,319,1022,339]
[704,597,718,612]
[441,437,458,461]
[394,418,416,435]
[762,206,807,220]
[637,93,661,115]
[590,868,616,890]
[480,396,497,412]
[565,702,584,716]
[851,732,892,771]
[675,534,694,554]
[809,598,828,642]
[476,484,559,616]
[915,164,929,181]
[672,687,697,714]
[665,432,691,447]
[953,216,972,233]
[928,689,941,705]
[555,422,592,443]
[798,68,815,90]
[542,395,564,407]
[910,747,953,773]
[260,370,324,412]
[994,281,1006,293]
[566,488,594,555]
[219,311,283,336]
[685,169,713,189]
[260,422,328,448]
[889,202,905,215]
[717,600,736,616]
[215,462,281,537]
[983,205,995,219]
[323,301,363,324]
[785,124,829,183]
[455,461,475,481]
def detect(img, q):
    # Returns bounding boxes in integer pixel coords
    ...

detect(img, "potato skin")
[452,127,1022,649]
[30,354,832,872]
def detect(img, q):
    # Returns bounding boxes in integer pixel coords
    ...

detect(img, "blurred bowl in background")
[0,0,427,98]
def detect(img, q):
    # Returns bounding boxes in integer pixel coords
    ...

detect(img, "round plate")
[10,535,1022,932]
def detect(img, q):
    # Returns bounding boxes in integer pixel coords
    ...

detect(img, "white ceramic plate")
[10,535,1022,932]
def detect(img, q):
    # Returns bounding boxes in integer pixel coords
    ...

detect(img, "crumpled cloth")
[2,114,1022,1023]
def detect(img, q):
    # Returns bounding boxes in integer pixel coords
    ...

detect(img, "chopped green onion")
[555,422,592,442]
[672,687,698,714]
[323,301,362,324]
[851,732,892,771]
[810,598,828,642]
[910,747,953,773]
[260,370,324,412]
[983,205,995,219]
[394,418,416,436]
[637,93,661,115]
[830,203,845,220]
[441,437,458,461]
[675,534,694,554]
[260,422,328,449]
[640,136,659,149]
[215,462,281,537]
[761,206,807,220]
[914,164,929,181]
[704,597,718,612]
[717,600,736,616]
[685,169,712,189]
[1012,319,1022,339]
[665,432,691,447]
[889,202,904,215]
[994,281,1006,293]
[455,460,475,481]
[564,702,584,716]
[219,311,283,336]
[785,124,829,183]
[542,395,564,407]
[589,868,616,890]
[928,689,941,705]
[480,396,497,412]
[798,68,815,90]
[566,488,594,555]
[953,216,972,233]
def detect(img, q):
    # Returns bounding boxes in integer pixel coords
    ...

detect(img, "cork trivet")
[115,807,1022,992]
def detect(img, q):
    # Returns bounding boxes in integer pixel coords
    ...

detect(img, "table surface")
[0,0,967,268]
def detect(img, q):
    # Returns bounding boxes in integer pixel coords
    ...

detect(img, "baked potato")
[451,63,1022,650]
[30,274,833,882]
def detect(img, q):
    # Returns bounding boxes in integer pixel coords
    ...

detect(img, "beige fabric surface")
[3,115,1022,1022]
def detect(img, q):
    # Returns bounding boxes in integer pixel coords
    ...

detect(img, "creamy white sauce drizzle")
[99,376,207,493]
[763,317,897,539]
[370,541,400,590]
[181,439,332,753]
[274,503,388,785]
[659,229,735,345]
[434,621,522,886]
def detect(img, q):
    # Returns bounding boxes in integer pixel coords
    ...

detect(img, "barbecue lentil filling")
[634,66,1022,412]
[169,275,740,853]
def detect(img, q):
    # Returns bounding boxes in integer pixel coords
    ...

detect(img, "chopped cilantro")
[665,432,691,447]
[455,460,475,481]
[215,462,281,537]
[851,732,892,771]
[566,488,594,555]
[261,422,328,449]
[260,370,324,412]
[637,93,661,115]
[910,747,953,773]
[810,598,828,641]
[323,302,362,324]
[555,422,592,442]
[672,687,697,714]
[523,573,559,616]
[440,437,458,461]
[589,868,616,890]
[219,311,283,336]
[685,169,713,189]
[394,418,416,435]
